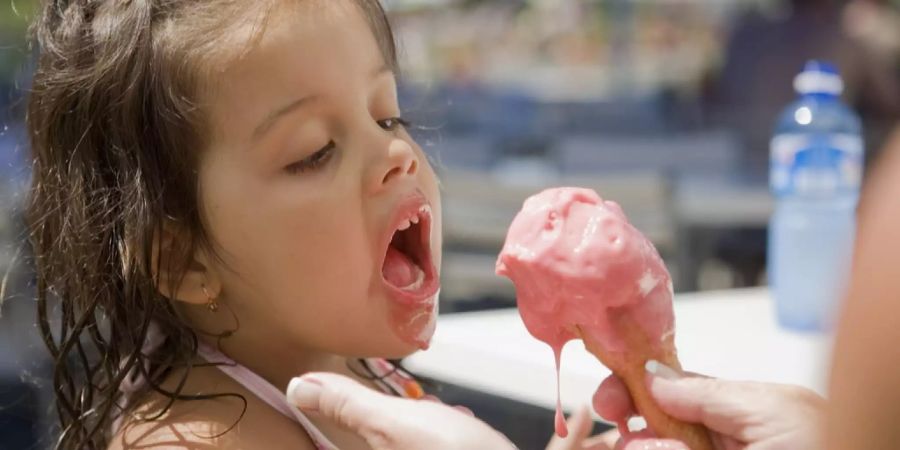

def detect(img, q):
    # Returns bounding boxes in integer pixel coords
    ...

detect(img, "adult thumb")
[287,372,395,436]
[644,360,755,438]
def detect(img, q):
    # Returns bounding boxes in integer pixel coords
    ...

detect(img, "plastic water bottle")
[768,61,863,331]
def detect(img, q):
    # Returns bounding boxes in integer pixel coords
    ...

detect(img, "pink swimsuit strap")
[195,341,419,450]
[111,323,421,450]
[196,341,337,449]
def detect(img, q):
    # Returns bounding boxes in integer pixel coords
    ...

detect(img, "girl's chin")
[388,305,437,352]
[345,331,427,360]
[379,345,420,360]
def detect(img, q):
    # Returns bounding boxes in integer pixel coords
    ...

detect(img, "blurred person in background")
[707,0,899,177]
[843,0,900,66]
[700,0,898,290]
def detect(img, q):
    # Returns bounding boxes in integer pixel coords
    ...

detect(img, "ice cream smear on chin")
[496,188,675,437]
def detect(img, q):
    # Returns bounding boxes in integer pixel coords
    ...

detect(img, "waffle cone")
[577,313,714,450]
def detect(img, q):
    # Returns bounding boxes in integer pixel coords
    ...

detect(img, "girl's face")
[197,0,442,358]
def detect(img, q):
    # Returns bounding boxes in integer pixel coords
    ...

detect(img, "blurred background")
[0,0,898,448]
[385,0,899,305]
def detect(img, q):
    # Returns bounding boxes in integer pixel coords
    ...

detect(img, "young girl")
[27,0,448,448]
[26,0,614,447]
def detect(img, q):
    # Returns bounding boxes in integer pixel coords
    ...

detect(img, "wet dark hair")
[24,1,398,448]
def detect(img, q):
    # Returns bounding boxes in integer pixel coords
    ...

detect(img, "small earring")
[201,284,219,313]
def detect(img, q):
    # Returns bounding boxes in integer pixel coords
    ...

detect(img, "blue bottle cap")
[794,60,844,95]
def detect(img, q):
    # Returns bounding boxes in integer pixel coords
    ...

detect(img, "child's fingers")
[569,406,596,441]
[581,428,620,450]
[545,406,595,450]
[593,375,636,423]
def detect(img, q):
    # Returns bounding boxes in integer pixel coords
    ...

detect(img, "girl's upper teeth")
[395,204,431,232]
[398,205,430,232]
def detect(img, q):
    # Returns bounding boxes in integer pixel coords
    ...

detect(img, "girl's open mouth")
[381,197,439,304]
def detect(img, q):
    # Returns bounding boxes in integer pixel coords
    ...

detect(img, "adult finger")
[287,372,394,437]
[593,375,636,424]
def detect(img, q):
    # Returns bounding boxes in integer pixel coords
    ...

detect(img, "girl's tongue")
[383,246,424,289]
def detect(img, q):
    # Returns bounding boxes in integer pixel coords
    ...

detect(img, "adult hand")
[287,372,515,450]
[591,361,825,450]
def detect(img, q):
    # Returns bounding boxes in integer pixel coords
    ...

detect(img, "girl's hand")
[592,362,825,450]
[287,372,515,449]
[545,406,619,450]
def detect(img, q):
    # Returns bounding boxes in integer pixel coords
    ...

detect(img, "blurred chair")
[403,83,542,139]
[555,130,741,178]
[422,134,496,171]
[537,99,667,135]
[439,168,674,304]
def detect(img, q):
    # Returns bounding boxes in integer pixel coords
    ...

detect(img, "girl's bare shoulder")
[107,365,316,450]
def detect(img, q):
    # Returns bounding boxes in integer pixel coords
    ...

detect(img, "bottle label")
[770,133,863,196]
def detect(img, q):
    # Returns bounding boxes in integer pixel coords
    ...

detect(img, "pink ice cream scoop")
[496,187,675,354]
[496,188,712,449]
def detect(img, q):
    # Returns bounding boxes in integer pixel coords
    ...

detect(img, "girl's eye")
[377,117,410,132]
[285,143,335,174]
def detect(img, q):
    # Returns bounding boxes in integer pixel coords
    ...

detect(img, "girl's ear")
[151,223,222,306]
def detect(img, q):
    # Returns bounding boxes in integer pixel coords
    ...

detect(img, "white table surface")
[406,288,833,413]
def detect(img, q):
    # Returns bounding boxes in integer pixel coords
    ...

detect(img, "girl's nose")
[368,137,418,194]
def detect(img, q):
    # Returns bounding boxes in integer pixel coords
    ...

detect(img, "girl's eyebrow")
[251,64,393,143]
[252,95,318,143]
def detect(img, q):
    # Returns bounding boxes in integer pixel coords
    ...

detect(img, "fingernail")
[645,360,680,380]
[287,376,323,411]
[626,416,648,432]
